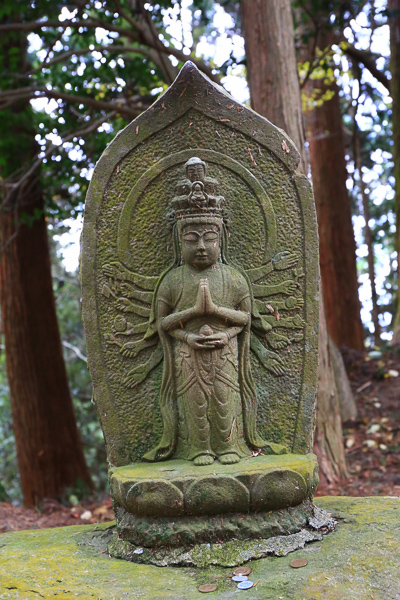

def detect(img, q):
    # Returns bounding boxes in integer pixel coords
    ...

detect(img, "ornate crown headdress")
[171,157,224,229]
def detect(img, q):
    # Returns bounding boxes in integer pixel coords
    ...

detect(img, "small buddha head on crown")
[185,157,206,183]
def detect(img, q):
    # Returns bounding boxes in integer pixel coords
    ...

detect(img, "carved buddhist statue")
[104,157,303,466]
[81,62,320,557]
[145,157,287,465]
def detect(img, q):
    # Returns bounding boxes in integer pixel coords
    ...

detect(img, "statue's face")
[181,223,220,270]
[187,164,205,182]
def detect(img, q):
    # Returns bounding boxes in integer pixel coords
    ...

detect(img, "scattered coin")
[198,584,218,593]
[237,581,254,590]
[234,567,251,576]
[290,558,308,568]
[232,575,248,582]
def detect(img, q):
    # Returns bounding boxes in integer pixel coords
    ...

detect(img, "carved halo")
[117,149,276,270]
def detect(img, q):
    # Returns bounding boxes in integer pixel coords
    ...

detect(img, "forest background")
[0,0,399,509]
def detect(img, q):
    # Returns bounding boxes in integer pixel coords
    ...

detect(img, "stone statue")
[144,157,288,465]
[103,157,306,465]
[81,63,320,554]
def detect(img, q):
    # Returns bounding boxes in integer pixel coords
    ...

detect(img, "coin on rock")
[198,584,218,593]
[234,567,251,576]
[290,558,308,568]
[232,575,248,582]
[237,581,254,590]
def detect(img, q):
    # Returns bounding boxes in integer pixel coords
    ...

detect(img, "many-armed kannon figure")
[104,157,305,466]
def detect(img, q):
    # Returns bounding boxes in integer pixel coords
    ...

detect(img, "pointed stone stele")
[81,62,319,563]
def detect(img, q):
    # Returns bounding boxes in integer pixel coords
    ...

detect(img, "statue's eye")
[183,233,199,242]
[203,232,218,242]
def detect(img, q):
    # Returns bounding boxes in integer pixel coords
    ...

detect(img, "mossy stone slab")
[1,497,400,599]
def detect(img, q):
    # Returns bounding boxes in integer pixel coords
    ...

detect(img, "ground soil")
[1,351,399,533]
[315,348,400,497]
[0,496,114,533]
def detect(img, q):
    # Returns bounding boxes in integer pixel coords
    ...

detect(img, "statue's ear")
[220,223,230,264]
[172,223,182,266]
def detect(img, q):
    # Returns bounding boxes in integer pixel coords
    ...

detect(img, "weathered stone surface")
[110,453,318,518]
[81,62,318,465]
[185,476,249,515]
[108,526,325,568]
[1,497,400,599]
[113,499,316,548]
[81,61,319,537]
[125,480,184,517]
[251,469,307,511]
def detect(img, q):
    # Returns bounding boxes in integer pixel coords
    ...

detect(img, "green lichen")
[1,497,400,599]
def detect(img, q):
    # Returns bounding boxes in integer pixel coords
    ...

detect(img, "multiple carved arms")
[245,251,304,376]
[102,248,304,380]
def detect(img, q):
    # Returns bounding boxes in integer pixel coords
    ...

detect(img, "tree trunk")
[241,0,307,173]
[388,0,400,345]
[354,124,381,344]
[304,53,364,351]
[315,298,349,485]
[0,25,92,507]
[241,0,350,484]
[329,334,357,423]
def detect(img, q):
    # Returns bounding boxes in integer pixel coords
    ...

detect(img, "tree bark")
[241,0,307,173]
[241,0,351,484]
[388,0,400,345]
[303,44,364,351]
[329,334,357,424]
[315,298,349,484]
[0,24,92,507]
[354,124,381,344]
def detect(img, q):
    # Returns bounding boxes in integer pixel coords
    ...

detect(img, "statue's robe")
[143,262,268,462]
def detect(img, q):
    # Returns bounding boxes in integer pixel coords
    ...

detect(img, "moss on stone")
[1,497,400,598]
[112,498,316,550]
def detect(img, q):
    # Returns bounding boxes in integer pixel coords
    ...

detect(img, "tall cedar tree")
[241,0,351,485]
[389,0,400,344]
[303,46,364,351]
[0,22,92,506]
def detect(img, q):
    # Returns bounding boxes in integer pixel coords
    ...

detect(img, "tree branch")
[3,112,117,205]
[338,41,391,92]
[0,16,221,84]
[112,0,143,33]
[0,18,136,39]
[62,341,87,363]
[136,0,176,84]
[0,87,150,117]
[26,44,156,75]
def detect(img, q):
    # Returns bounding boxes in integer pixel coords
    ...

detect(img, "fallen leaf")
[93,505,109,516]
[366,424,380,434]
[364,439,378,449]
[80,510,92,520]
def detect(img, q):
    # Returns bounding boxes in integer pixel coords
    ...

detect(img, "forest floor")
[1,349,400,533]
[315,347,400,497]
